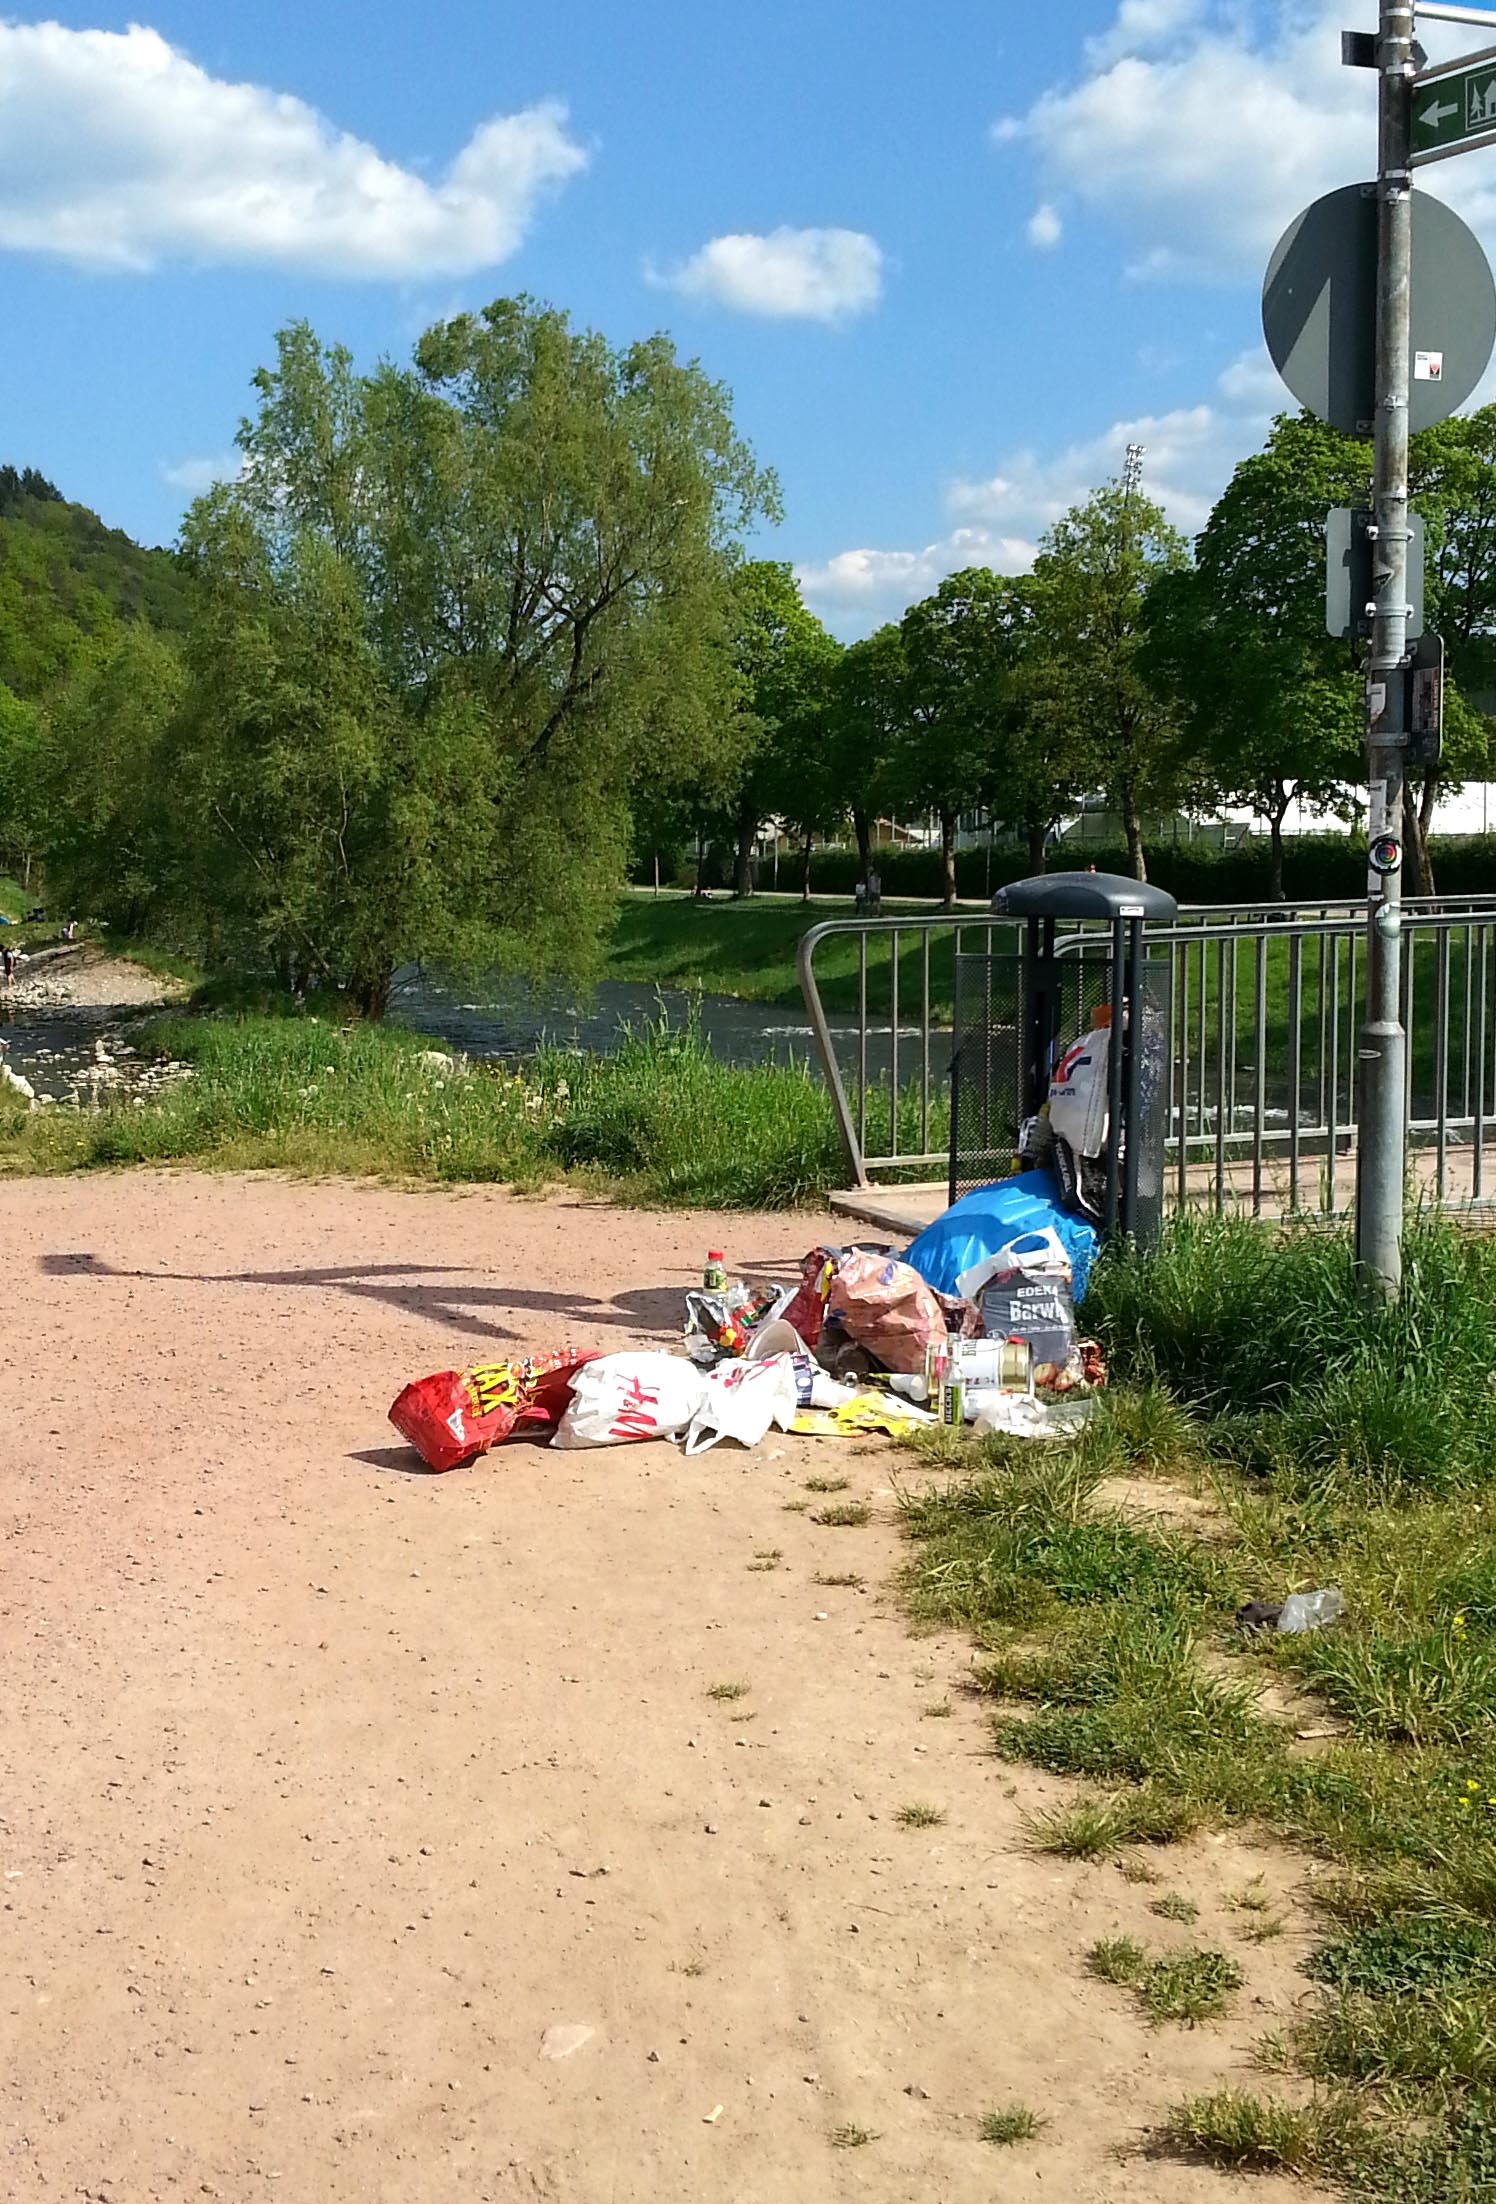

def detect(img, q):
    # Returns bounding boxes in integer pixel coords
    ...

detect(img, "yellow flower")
[1468,1780,1481,1792]
[1460,1797,1472,1809]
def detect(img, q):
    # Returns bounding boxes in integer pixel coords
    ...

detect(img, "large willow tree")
[165,301,777,1013]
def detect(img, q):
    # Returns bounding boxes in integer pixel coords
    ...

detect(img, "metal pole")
[1356,0,1414,1296]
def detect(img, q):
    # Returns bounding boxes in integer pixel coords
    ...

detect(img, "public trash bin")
[947,871,1177,1245]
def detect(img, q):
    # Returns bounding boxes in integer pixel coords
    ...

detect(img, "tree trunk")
[352,967,390,1020]
[1268,791,1288,903]
[852,806,872,889]
[940,807,957,909]
[1403,778,1435,898]
[733,799,757,899]
[1026,819,1047,876]
[1418,766,1439,897]
[800,826,814,902]
[1122,794,1147,883]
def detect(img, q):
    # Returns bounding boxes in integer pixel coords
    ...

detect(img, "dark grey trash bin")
[948,871,1177,1245]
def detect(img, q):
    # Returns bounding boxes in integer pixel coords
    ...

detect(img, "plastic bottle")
[703,1249,727,1292]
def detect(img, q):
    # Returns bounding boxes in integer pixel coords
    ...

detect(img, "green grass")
[812,1500,871,1527]
[978,2104,1045,2145]
[828,2122,878,2149]
[894,1801,946,1828]
[1087,1936,1243,2027]
[605,887,970,1016]
[705,1682,750,1703]
[0,1005,881,1208]
[894,1211,1496,2196]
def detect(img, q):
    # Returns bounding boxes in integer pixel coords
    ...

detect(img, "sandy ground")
[3,942,183,1011]
[0,1176,1328,2204]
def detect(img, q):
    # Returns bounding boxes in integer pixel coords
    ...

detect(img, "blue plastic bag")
[903,1170,1098,1304]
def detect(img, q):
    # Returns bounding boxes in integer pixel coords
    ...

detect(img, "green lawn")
[605,888,998,1018]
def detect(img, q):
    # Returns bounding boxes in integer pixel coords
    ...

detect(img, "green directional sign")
[1412,48,1496,164]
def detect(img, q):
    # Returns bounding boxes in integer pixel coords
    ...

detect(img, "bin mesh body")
[950,943,1171,1241]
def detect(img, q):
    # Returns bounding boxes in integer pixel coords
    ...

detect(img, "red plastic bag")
[389,1350,596,1472]
[782,1248,837,1349]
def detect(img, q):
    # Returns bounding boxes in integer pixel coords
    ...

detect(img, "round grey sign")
[1262,183,1496,435]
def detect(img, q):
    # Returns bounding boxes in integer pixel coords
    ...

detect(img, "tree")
[1408,407,1496,887]
[1145,413,1367,899]
[829,624,907,887]
[37,624,186,931]
[1030,483,1190,881]
[722,561,840,897]
[896,569,1015,907]
[168,302,777,1007]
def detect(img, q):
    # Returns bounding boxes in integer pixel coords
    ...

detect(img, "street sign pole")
[1358,0,1415,1297]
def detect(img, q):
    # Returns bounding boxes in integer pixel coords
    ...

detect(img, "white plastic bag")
[972,1392,1095,1441]
[1048,1023,1111,1159]
[683,1353,800,1455]
[552,1352,708,1448]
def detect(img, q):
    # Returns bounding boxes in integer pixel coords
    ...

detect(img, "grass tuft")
[829,2123,878,2149]
[705,1682,749,1703]
[894,1801,946,1829]
[1158,2089,1337,2173]
[813,1501,871,1527]
[1088,1937,1242,2027]
[978,2104,1045,2145]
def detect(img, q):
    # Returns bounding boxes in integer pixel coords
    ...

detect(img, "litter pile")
[387,1177,1107,1472]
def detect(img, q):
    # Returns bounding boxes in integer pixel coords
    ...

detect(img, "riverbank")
[0,1008,859,1208]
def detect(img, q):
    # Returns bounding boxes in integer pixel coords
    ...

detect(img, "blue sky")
[3,2,1494,635]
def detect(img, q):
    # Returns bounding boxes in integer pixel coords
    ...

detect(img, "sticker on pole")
[1415,349,1445,380]
[1370,833,1403,876]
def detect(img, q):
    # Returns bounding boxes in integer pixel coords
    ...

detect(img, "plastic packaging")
[1276,1589,1345,1635]
[552,1353,709,1448]
[683,1353,801,1454]
[704,1249,727,1291]
[1048,1011,1112,1160]
[960,1229,1077,1371]
[389,1350,597,1471]
[903,1170,1098,1304]
[825,1250,960,1374]
[971,1391,1096,1441]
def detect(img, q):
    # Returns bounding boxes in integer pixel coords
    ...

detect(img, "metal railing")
[797,894,1496,1214]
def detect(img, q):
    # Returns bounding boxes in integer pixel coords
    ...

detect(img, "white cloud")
[650,226,884,321]
[0,21,586,277]
[1026,202,1062,251]
[160,451,242,493]
[798,347,1278,636]
[995,0,1496,284]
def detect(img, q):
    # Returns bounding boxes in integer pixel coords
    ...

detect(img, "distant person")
[1086,862,1098,874]
[62,918,75,942]
[2,945,15,983]
[867,867,882,916]
[853,879,867,916]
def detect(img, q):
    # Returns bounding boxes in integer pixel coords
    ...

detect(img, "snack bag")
[780,1248,838,1348]
[389,1349,597,1472]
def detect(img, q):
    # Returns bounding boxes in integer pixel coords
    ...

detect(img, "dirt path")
[0,1177,1324,2203]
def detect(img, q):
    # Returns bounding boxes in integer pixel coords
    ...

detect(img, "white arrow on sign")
[1421,95,1461,127]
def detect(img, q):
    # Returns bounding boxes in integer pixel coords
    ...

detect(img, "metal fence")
[796,893,1496,1216]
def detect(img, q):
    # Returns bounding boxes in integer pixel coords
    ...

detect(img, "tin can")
[952,1338,1033,1392]
[940,1369,966,1426]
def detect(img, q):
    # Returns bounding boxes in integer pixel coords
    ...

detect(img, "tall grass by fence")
[0,1008,894,1208]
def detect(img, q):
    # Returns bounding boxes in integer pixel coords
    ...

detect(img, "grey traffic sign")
[1263,183,1496,434]
[1326,507,1425,640]
[1411,45,1496,164]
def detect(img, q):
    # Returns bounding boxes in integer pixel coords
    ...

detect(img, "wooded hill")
[0,466,188,701]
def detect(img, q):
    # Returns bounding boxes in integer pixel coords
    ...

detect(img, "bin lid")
[991,870,1178,922]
